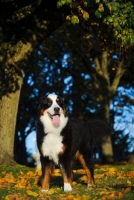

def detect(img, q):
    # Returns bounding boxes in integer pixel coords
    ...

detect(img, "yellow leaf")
[5,194,25,200]
[127,180,131,186]
[35,168,42,176]
[108,167,117,172]
[27,190,38,197]
[15,177,27,188]
[48,188,56,194]
[15,183,26,189]
[72,181,77,185]
[82,194,90,200]
[117,175,124,179]
[5,196,9,200]
[4,173,16,183]
[99,191,110,195]
[26,171,35,177]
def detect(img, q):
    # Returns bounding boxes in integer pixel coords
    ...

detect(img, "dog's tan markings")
[58,144,66,156]
[76,151,94,186]
[40,109,45,115]
[62,108,67,116]
[40,145,44,155]
[42,164,55,191]
[60,166,73,185]
[47,98,52,106]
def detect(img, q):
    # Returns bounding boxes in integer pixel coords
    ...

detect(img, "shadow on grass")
[112,184,134,191]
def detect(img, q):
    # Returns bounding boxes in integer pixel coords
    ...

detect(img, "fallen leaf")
[47,188,57,194]
[27,190,38,197]
[72,181,77,185]
[99,191,110,195]
[4,173,16,183]
[127,180,132,186]
[35,168,42,176]
[15,177,27,188]
[76,169,85,174]
[108,168,117,173]
[108,192,117,198]
[124,187,131,193]
[95,174,104,178]
[82,194,91,200]
[117,175,124,179]
[5,194,30,200]
[26,171,35,177]
[127,171,134,177]
[118,192,124,198]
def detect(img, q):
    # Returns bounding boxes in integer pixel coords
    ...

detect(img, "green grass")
[0,164,134,199]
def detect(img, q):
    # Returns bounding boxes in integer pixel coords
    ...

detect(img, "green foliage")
[104,1,134,46]
[95,10,102,18]
[57,0,72,8]
[70,15,79,24]
[57,0,134,46]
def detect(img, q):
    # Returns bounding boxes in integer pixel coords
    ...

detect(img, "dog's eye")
[56,98,61,106]
[47,98,52,106]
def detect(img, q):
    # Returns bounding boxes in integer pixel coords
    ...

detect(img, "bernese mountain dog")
[37,93,112,192]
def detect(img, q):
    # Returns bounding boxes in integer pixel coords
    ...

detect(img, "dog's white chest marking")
[42,133,63,165]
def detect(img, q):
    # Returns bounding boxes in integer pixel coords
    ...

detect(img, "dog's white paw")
[41,189,48,193]
[88,183,95,187]
[64,183,72,192]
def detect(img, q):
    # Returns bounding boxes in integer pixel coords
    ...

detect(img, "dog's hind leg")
[76,151,95,187]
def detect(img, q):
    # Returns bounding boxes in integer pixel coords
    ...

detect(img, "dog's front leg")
[60,163,73,192]
[40,156,54,192]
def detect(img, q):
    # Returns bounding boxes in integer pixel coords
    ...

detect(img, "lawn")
[0,163,134,199]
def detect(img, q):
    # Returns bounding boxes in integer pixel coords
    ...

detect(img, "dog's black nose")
[54,107,60,112]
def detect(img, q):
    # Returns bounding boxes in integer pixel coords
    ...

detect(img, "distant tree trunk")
[0,75,23,164]
[100,98,114,163]
[93,50,126,163]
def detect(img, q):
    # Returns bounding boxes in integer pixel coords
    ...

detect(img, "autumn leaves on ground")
[0,164,134,200]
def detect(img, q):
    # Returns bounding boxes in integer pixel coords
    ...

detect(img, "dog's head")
[38,94,67,127]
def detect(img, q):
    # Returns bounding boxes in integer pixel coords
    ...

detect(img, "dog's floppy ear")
[37,95,47,113]
[39,96,47,105]
[57,96,68,117]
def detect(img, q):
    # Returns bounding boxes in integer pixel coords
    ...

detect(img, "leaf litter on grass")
[0,164,134,199]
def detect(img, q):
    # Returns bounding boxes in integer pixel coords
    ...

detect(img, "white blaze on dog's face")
[47,94,61,126]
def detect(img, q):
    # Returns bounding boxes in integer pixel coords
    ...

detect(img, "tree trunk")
[0,75,23,165]
[101,100,114,163]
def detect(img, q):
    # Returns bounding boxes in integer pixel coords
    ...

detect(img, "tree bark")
[0,75,23,164]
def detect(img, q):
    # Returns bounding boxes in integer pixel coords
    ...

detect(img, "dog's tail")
[87,120,113,143]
